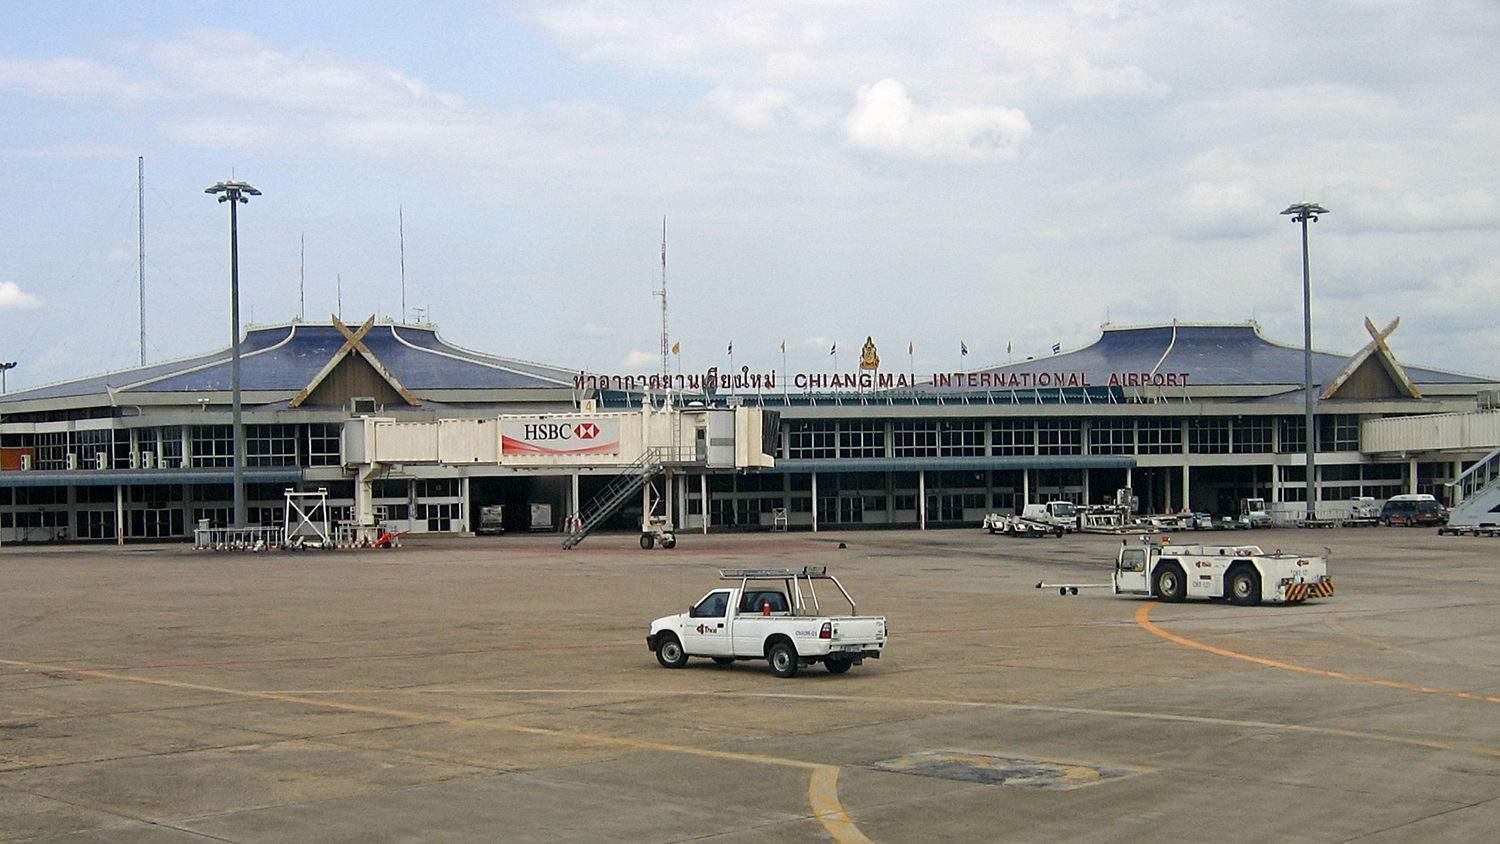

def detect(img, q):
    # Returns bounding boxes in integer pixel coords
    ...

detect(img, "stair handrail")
[563,447,677,549]
[1446,444,1500,499]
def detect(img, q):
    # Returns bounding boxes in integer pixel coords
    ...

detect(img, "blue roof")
[4,322,578,401]
[945,323,1487,391]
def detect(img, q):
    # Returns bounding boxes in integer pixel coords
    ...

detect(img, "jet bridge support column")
[355,463,384,527]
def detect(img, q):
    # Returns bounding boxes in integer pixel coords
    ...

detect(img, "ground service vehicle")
[476,505,505,535]
[1235,498,1273,528]
[647,567,886,677]
[983,500,1075,537]
[1380,494,1448,527]
[1114,537,1333,605]
[1343,497,1380,527]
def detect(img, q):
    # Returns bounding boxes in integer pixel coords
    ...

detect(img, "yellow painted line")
[0,657,870,844]
[809,766,874,844]
[1135,603,1500,705]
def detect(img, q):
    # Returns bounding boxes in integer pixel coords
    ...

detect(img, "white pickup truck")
[647,567,887,678]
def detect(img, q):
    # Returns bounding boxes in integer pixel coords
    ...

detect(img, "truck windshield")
[1052,502,1076,518]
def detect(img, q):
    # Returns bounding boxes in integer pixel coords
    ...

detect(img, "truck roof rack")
[719,566,828,579]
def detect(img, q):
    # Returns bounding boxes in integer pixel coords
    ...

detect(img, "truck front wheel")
[768,641,800,678]
[655,634,689,668]
[1153,563,1188,603]
[1227,566,1262,606]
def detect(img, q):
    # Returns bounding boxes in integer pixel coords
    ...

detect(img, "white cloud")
[1330,184,1500,234]
[0,281,43,311]
[620,349,661,370]
[843,79,1031,162]
[146,28,461,114]
[0,56,156,102]
[707,86,799,131]
[1172,180,1277,240]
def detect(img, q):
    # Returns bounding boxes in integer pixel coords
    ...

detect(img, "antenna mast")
[138,156,146,366]
[399,205,406,323]
[299,232,305,321]
[655,217,670,403]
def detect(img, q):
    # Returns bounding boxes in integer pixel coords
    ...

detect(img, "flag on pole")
[727,341,733,355]
[1052,342,1061,354]
[671,341,679,354]
[830,342,837,355]
[1007,341,1012,354]
[908,341,913,355]
[780,341,786,353]
[961,341,969,356]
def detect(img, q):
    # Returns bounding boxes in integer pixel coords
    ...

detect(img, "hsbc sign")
[502,418,621,456]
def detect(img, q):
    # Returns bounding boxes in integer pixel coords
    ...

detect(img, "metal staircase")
[1446,445,1500,527]
[561,450,665,549]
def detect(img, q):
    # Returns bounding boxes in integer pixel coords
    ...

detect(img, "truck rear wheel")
[824,655,853,674]
[1153,563,1188,603]
[655,634,688,668]
[1227,566,1262,606]
[768,641,799,678]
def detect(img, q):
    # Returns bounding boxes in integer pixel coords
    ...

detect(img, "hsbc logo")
[502,418,619,456]
[523,422,602,440]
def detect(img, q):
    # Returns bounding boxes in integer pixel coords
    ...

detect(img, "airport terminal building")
[3,317,1498,542]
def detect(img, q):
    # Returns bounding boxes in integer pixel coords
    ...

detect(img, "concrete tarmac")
[3,526,1500,843]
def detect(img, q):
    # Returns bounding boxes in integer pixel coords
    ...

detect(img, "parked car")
[1379,494,1448,527]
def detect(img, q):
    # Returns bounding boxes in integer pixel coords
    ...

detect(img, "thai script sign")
[572,369,1190,392]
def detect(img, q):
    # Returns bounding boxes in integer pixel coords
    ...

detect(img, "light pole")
[1282,201,1328,522]
[205,180,260,529]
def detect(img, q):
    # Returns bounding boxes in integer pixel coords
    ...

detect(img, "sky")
[1,0,1498,393]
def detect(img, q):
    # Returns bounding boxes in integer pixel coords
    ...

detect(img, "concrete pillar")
[1181,464,1191,513]
[811,472,819,533]
[700,474,709,534]
[918,470,926,530]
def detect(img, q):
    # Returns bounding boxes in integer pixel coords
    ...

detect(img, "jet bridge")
[342,402,777,545]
